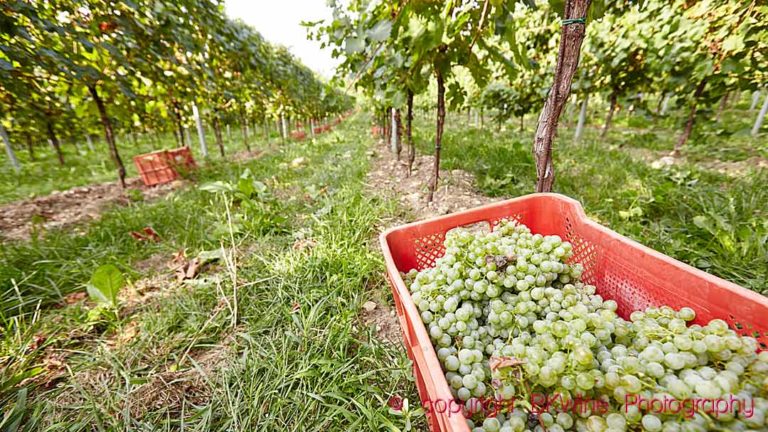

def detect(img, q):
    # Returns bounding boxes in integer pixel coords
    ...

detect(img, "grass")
[1,115,424,431]
[414,106,768,295]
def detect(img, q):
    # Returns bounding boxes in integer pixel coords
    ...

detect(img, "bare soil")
[361,297,403,345]
[0,178,183,241]
[365,141,498,221]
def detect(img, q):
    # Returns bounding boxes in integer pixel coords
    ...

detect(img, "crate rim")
[380,192,767,307]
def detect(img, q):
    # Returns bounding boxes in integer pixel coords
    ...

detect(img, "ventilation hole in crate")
[727,314,747,335]
[599,256,659,319]
[414,232,447,270]
[568,235,599,285]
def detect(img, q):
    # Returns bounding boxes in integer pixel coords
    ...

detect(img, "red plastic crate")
[133,147,197,186]
[167,146,196,172]
[133,150,177,186]
[379,193,768,432]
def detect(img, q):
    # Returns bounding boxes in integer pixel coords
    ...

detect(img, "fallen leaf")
[63,291,87,305]
[130,226,162,242]
[291,302,300,313]
[108,321,140,348]
[363,301,377,312]
[292,238,317,251]
[184,257,201,279]
[29,334,46,351]
[168,250,187,269]
[142,227,161,241]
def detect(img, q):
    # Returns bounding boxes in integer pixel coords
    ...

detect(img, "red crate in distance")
[133,150,177,187]
[167,146,196,172]
[133,147,197,186]
[290,130,307,140]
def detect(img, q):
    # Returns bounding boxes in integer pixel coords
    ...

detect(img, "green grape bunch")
[403,220,768,432]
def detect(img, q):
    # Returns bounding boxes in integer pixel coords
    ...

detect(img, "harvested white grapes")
[403,220,768,432]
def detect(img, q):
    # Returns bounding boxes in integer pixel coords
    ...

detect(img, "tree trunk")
[715,92,729,123]
[406,89,415,177]
[574,94,589,142]
[172,101,185,147]
[240,111,251,152]
[752,92,768,137]
[88,85,126,188]
[46,120,65,166]
[130,127,138,147]
[183,128,192,148]
[390,108,398,155]
[395,109,403,161]
[673,78,707,156]
[383,108,391,146]
[428,69,446,203]
[520,115,524,132]
[600,91,617,138]
[480,107,484,128]
[750,90,762,111]
[212,114,225,157]
[171,123,181,147]
[655,93,664,115]
[25,132,34,161]
[660,93,671,116]
[192,103,208,157]
[0,122,21,171]
[533,0,591,193]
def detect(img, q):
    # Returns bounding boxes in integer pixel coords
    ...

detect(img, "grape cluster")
[404,220,768,432]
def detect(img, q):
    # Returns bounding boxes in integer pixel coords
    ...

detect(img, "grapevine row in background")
[0,0,353,183]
